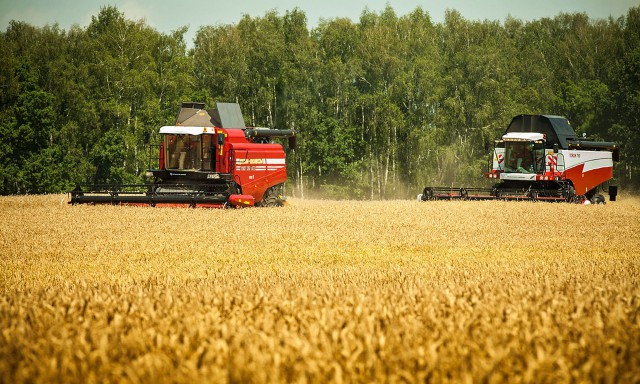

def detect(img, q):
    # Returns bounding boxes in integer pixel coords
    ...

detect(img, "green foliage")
[90,129,129,184]
[553,80,611,138]
[1,5,639,196]
[306,114,362,187]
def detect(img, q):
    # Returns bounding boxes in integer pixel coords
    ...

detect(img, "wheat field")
[0,194,639,383]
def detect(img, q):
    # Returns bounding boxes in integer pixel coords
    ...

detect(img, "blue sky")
[1,0,638,47]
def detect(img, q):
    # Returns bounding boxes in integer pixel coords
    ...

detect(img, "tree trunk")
[384,147,389,197]
[376,156,382,198]
[298,161,304,199]
[369,150,374,200]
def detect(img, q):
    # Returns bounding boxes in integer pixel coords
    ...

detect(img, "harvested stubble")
[0,195,639,383]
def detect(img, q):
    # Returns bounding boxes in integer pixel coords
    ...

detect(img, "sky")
[1,0,638,47]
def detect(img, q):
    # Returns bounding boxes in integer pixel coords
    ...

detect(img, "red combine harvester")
[419,115,620,203]
[70,102,295,207]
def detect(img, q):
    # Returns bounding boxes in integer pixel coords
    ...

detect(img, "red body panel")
[228,194,256,207]
[229,142,287,203]
[159,142,165,170]
[158,127,289,204]
[562,164,613,195]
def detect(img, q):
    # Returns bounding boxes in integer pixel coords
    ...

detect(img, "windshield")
[504,141,545,173]
[164,134,215,170]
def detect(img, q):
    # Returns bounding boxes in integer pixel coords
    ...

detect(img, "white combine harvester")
[419,115,619,203]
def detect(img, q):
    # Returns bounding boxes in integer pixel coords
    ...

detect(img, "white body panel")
[557,149,613,173]
[492,147,506,171]
[159,126,216,135]
[502,132,545,141]
[499,173,537,181]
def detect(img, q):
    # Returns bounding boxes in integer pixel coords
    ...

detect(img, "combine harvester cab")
[420,115,619,203]
[70,102,296,208]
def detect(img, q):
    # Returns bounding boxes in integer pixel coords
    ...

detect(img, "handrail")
[556,152,566,175]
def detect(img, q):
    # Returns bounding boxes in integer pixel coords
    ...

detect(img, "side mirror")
[553,143,559,154]
[217,133,225,146]
[288,136,297,151]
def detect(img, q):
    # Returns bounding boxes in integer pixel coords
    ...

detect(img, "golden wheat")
[0,194,638,383]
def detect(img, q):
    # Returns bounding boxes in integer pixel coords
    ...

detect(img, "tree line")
[1,5,638,198]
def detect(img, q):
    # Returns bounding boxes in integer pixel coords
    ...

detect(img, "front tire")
[258,185,284,207]
[590,194,606,204]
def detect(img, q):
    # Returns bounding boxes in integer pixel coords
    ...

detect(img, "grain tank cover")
[208,102,246,128]
[174,102,246,128]
[505,115,577,149]
[175,102,214,126]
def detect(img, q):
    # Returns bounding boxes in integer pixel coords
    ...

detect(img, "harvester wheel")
[423,187,434,200]
[259,186,284,207]
[571,195,585,204]
[561,183,576,202]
